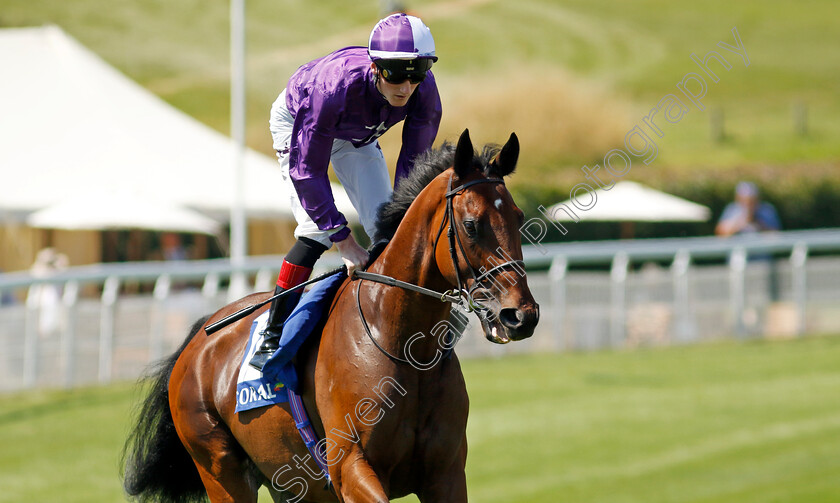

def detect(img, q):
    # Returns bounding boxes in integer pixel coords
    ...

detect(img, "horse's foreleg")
[417,469,467,503]
[334,452,389,503]
[418,439,468,503]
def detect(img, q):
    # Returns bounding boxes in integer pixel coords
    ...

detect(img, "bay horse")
[123,129,539,502]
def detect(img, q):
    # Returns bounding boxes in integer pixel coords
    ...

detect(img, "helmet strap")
[372,67,388,100]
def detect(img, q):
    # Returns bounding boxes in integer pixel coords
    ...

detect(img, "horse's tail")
[121,315,210,503]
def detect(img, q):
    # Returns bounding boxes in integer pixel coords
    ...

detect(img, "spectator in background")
[161,232,188,261]
[30,248,69,337]
[715,181,781,237]
[716,182,782,305]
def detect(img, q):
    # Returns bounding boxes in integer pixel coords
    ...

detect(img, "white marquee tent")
[27,191,222,235]
[0,25,356,224]
[547,181,711,223]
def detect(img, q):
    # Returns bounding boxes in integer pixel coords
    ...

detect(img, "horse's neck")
[364,190,453,357]
[373,176,451,291]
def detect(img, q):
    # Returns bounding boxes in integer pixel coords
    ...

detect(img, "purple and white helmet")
[368,13,438,63]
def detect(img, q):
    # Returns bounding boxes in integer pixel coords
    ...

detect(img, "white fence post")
[61,280,79,388]
[610,252,629,347]
[202,272,221,313]
[255,268,274,293]
[729,247,748,338]
[672,249,693,343]
[151,274,172,362]
[549,255,568,351]
[23,284,40,388]
[99,276,120,384]
[790,243,808,335]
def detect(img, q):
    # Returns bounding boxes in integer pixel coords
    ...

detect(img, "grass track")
[1,335,839,502]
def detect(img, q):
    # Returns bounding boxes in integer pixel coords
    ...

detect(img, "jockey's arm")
[289,90,350,232]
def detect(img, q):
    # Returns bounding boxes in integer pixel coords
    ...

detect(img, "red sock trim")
[276,260,312,291]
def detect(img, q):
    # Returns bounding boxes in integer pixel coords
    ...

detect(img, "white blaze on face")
[494,198,503,210]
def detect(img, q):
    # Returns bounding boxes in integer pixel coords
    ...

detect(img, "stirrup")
[248,326,283,371]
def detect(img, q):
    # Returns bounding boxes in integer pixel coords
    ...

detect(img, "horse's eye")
[463,220,478,238]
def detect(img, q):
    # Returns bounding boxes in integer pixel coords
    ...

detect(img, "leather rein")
[354,175,526,364]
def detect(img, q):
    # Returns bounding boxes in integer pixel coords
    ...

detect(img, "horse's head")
[435,129,540,343]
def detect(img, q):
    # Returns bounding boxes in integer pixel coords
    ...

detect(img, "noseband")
[354,174,526,364]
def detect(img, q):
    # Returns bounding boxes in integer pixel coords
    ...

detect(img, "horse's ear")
[490,132,519,177]
[453,128,475,179]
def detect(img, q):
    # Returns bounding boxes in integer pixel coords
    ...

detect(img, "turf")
[1,335,839,502]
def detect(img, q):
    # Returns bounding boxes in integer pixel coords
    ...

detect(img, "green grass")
[2,335,840,502]
[1,0,837,173]
[0,381,137,503]
[459,336,840,503]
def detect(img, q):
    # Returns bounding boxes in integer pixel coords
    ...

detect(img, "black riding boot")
[248,237,327,371]
[248,285,302,371]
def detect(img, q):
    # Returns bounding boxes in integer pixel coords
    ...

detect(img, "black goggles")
[375,58,433,85]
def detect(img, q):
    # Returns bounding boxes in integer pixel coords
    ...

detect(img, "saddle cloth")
[235,270,347,413]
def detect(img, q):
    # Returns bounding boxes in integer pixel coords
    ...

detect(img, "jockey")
[249,13,442,371]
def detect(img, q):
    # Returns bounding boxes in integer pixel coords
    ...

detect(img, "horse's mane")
[372,141,504,243]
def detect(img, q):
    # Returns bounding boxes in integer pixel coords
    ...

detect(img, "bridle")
[354,174,526,364]
[437,176,527,312]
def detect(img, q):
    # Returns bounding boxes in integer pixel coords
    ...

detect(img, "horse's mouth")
[477,303,539,344]
[469,288,539,344]
[480,316,512,344]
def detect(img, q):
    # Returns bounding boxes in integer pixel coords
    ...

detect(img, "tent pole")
[229,0,248,300]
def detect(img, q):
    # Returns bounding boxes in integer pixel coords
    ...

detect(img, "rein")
[355,174,526,364]
[354,270,461,304]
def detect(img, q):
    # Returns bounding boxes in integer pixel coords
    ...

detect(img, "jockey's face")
[372,63,419,107]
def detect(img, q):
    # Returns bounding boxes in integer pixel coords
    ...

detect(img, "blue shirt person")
[715,182,781,237]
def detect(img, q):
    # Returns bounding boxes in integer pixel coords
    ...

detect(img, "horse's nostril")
[499,308,523,329]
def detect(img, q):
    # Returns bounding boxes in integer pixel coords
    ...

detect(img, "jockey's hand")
[335,233,369,277]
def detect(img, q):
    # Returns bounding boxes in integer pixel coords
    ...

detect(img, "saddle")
[234,240,387,413]
[235,270,346,413]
